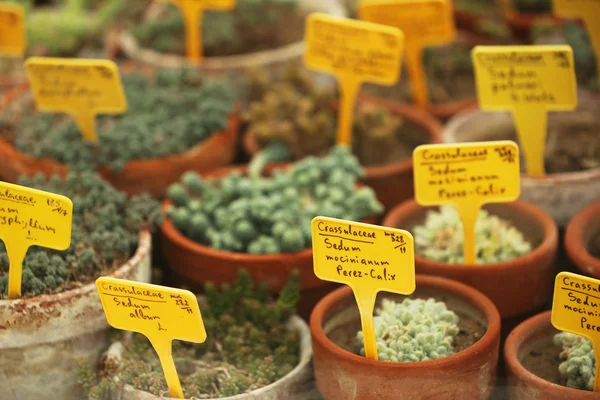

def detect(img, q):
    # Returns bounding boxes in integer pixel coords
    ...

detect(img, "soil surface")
[587,230,600,259]
[521,337,563,386]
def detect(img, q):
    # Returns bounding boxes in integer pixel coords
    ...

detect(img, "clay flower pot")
[505,310,598,399]
[310,275,501,400]
[505,12,562,43]
[565,199,600,279]
[0,231,152,400]
[443,108,600,228]
[382,200,558,319]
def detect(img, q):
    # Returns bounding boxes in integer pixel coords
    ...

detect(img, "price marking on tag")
[0,3,26,57]
[304,13,404,146]
[413,141,520,265]
[358,0,456,108]
[96,278,206,399]
[0,181,73,299]
[472,45,577,177]
[312,217,415,360]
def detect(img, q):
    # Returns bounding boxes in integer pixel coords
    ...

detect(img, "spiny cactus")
[0,172,161,298]
[413,205,532,264]
[554,332,596,391]
[165,146,383,255]
[358,298,460,362]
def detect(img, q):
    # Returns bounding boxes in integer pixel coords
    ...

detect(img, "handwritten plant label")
[304,13,404,146]
[472,45,577,177]
[312,217,415,360]
[0,3,26,57]
[25,57,127,143]
[552,272,600,391]
[96,277,206,399]
[0,181,73,299]
[358,0,456,108]
[413,141,520,265]
[159,0,237,61]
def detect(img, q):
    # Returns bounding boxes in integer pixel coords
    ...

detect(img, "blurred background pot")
[565,199,600,279]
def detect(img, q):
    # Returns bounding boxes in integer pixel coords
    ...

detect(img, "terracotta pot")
[504,310,599,399]
[382,200,558,319]
[310,275,501,400]
[506,12,562,43]
[0,231,152,400]
[565,199,600,279]
[443,108,600,228]
[244,97,442,211]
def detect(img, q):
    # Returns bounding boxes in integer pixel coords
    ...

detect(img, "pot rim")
[310,274,501,369]
[382,199,558,273]
[565,199,600,277]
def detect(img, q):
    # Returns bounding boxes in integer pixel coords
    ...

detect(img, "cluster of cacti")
[413,205,532,264]
[165,146,383,254]
[358,298,460,362]
[79,269,301,399]
[131,0,300,57]
[0,69,234,172]
[0,172,160,298]
[554,332,596,391]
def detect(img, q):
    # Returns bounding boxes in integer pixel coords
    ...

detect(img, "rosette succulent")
[554,332,596,391]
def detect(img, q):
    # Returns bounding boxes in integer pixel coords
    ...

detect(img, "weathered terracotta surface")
[443,109,600,228]
[310,275,501,400]
[0,231,152,400]
[382,200,558,319]
[565,199,600,279]
[505,311,599,400]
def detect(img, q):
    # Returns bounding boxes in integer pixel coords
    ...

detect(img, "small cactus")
[554,332,596,391]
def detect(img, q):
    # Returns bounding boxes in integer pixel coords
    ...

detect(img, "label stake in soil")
[159,0,237,62]
[358,0,456,109]
[552,272,600,392]
[311,217,416,360]
[0,3,25,57]
[472,45,577,177]
[25,57,127,142]
[96,278,206,399]
[304,13,404,147]
[0,181,73,299]
[413,141,521,265]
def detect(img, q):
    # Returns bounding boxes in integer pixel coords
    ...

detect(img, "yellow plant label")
[551,272,600,392]
[0,181,73,299]
[304,13,404,146]
[96,277,206,399]
[0,3,26,57]
[472,45,577,177]
[413,141,520,265]
[160,0,237,61]
[25,57,127,143]
[312,217,415,360]
[358,0,456,109]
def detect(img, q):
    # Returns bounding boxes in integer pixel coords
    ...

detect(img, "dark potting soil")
[521,337,563,386]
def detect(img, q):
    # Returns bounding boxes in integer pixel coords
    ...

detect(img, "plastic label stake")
[0,3,25,57]
[472,45,577,177]
[25,57,127,143]
[551,272,600,392]
[358,0,456,109]
[0,181,73,299]
[312,217,415,360]
[159,0,237,62]
[96,278,206,399]
[304,13,404,146]
[413,141,520,265]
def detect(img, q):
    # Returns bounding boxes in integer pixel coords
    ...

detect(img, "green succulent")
[554,332,596,391]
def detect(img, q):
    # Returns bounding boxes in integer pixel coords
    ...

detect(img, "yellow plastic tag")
[96,277,207,399]
[159,0,237,62]
[304,13,404,146]
[312,217,416,360]
[0,181,73,299]
[551,272,600,392]
[472,45,577,177]
[413,141,520,265]
[25,57,127,143]
[358,0,456,109]
[0,3,26,58]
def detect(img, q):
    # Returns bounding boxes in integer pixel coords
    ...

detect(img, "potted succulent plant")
[382,201,558,319]
[0,171,160,400]
[505,0,562,41]
[0,68,239,197]
[310,275,501,400]
[160,146,383,317]
[565,200,600,279]
[78,269,315,400]
[505,311,599,399]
